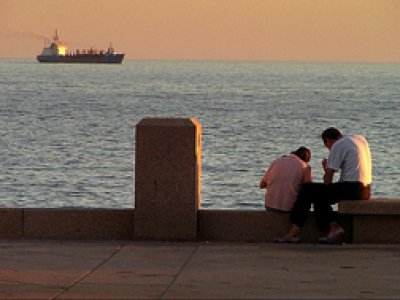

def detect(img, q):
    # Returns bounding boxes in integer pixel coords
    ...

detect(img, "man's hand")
[323,168,335,184]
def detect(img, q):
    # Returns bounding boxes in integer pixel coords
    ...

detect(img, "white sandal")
[318,228,345,244]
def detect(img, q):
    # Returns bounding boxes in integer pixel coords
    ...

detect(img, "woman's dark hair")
[292,146,311,162]
[321,127,342,142]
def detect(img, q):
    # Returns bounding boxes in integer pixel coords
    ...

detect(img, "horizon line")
[1,56,399,64]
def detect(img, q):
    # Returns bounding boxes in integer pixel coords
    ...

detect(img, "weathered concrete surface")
[0,206,398,243]
[198,209,353,243]
[339,198,400,214]
[0,208,350,243]
[0,241,122,298]
[135,118,202,241]
[339,199,400,243]
[24,208,134,240]
[0,241,400,299]
[0,208,23,238]
[352,215,400,243]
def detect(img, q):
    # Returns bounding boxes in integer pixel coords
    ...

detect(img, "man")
[260,147,312,212]
[275,127,372,243]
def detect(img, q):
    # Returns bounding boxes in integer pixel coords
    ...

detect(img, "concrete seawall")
[0,207,353,242]
[0,208,134,240]
[2,117,399,243]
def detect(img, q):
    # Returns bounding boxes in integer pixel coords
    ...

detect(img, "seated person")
[259,146,312,212]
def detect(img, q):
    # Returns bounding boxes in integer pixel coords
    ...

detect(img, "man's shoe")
[318,228,345,244]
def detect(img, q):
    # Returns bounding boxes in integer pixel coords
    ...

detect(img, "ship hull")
[37,54,124,64]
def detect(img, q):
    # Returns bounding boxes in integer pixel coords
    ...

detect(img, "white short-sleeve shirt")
[328,135,372,185]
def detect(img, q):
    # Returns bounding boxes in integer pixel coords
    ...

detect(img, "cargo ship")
[37,31,124,64]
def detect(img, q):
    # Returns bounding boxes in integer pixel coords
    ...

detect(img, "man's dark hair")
[321,127,342,142]
[292,146,311,162]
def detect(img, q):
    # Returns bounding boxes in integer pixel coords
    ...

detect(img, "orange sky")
[0,0,399,62]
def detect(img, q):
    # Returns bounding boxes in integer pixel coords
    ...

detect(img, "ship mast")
[53,30,59,42]
[107,42,115,54]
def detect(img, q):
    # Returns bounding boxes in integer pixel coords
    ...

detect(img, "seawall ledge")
[0,207,346,242]
[1,201,400,243]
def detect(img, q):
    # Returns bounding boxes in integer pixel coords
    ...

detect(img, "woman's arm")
[259,179,267,189]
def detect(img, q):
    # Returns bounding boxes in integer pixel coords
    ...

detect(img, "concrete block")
[24,209,134,240]
[338,199,400,243]
[353,215,400,243]
[339,198,400,215]
[198,210,288,242]
[135,118,201,241]
[0,209,24,239]
[197,210,350,243]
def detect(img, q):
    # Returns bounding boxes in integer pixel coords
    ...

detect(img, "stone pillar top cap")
[138,117,200,127]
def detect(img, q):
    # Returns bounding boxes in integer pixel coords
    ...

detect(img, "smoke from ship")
[0,31,50,44]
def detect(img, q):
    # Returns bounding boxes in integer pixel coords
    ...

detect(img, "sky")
[0,0,399,62]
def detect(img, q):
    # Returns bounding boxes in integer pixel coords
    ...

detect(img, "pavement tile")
[164,244,400,298]
[58,283,166,299]
[98,244,196,273]
[0,284,61,299]
[78,271,174,285]
[0,241,400,299]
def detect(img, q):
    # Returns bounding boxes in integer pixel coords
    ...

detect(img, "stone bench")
[198,209,352,243]
[338,198,400,243]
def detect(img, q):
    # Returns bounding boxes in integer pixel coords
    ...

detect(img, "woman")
[260,146,312,212]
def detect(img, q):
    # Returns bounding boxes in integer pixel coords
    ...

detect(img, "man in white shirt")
[275,127,372,244]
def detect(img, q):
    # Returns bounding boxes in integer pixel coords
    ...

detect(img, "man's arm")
[322,157,336,184]
[323,168,335,184]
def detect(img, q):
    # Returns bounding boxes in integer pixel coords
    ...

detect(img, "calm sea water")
[0,59,399,209]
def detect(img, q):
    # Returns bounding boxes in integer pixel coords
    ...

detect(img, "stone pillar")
[134,117,202,240]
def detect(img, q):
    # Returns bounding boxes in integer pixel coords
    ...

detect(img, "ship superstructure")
[37,31,124,64]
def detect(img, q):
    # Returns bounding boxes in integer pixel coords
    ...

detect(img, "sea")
[0,59,399,209]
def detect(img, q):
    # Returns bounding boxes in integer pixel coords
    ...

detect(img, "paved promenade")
[0,240,399,299]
